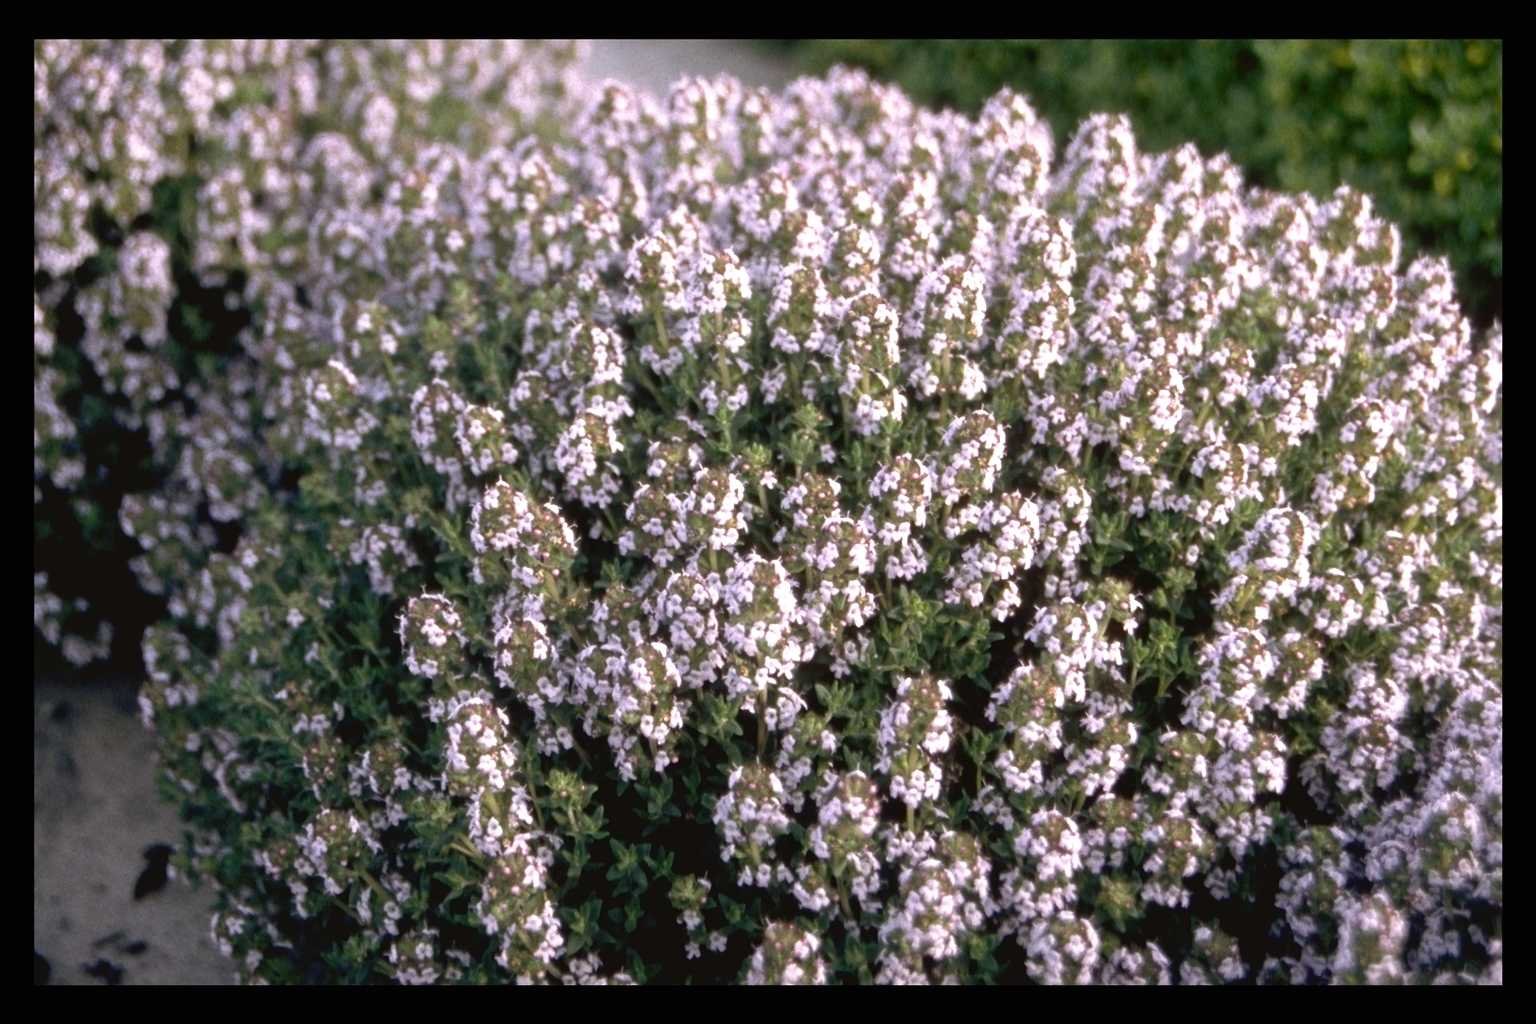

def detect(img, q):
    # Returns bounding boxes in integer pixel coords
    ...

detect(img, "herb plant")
[36,44,1501,985]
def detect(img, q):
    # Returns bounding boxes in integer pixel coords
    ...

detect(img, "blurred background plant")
[782,40,1502,325]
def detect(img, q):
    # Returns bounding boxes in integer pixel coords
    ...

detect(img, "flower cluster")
[744,921,828,985]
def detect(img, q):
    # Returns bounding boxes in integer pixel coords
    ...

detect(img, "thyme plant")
[35,43,1501,985]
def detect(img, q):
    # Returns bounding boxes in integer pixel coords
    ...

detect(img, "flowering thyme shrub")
[51,47,1502,983]
[33,40,584,669]
[792,39,1503,325]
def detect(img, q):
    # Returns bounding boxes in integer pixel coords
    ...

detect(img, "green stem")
[836,871,855,922]
[756,690,768,763]
[717,343,735,451]
[451,838,486,864]
[636,369,666,407]
[601,506,623,541]
[358,867,392,908]
[653,306,670,354]
[525,755,546,832]
[381,353,403,397]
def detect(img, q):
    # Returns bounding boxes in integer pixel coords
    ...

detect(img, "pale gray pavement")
[582,39,797,97]
[33,39,799,986]
[34,678,232,985]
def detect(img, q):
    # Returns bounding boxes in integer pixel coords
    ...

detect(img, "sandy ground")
[33,39,796,987]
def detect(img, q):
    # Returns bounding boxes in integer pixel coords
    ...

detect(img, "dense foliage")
[35,43,1500,985]
[789,40,1502,325]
